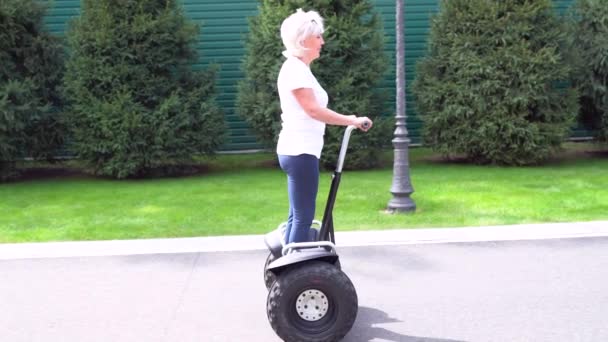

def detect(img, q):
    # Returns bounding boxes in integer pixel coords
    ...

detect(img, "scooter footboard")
[266,249,339,273]
[265,221,321,257]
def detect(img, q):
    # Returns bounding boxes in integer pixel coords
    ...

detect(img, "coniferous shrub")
[237,0,390,169]
[567,0,608,142]
[64,0,224,178]
[412,0,578,165]
[0,0,64,180]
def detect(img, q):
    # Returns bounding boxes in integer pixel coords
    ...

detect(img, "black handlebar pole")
[319,172,341,242]
[318,125,359,242]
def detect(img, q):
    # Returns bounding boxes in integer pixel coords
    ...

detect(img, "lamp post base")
[387,195,416,213]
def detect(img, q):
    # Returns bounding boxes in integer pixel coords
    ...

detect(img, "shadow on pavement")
[344,306,466,342]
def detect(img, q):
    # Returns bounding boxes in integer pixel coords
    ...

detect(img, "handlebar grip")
[362,120,371,130]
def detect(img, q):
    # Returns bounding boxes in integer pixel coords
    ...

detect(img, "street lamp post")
[387,0,416,213]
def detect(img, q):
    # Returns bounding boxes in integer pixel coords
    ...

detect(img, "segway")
[264,123,369,342]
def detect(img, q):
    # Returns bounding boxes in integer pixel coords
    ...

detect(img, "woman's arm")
[293,88,372,130]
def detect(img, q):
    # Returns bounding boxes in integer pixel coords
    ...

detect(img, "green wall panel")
[181,0,259,150]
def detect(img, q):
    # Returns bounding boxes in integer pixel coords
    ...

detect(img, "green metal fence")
[44,0,579,151]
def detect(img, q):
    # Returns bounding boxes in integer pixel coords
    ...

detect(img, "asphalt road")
[1,237,607,342]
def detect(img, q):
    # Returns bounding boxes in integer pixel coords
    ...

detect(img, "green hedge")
[413,0,579,165]
[237,0,391,170]
[63,0,225,179]
[567,0,608,142]
[0,0,64,181]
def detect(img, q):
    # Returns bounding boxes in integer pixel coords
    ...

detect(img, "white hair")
[280,8,325,58]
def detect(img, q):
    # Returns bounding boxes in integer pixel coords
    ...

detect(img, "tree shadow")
[344,306,466,342]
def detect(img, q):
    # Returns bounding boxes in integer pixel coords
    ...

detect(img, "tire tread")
[267,261,357,342]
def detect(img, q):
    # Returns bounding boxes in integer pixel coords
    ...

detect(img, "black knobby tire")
[264,252,278,290]
[267,261,358,342]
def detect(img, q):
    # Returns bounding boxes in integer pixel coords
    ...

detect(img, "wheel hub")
[295,289,329,321]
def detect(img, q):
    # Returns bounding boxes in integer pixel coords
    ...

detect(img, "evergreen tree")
[237,0,390,169]
[0,0,64,180]
[567,0,608,142]
[412,0,578,165]
[64,0,225,178]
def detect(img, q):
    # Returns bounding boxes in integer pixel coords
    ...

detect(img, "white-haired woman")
[277,8,372,244]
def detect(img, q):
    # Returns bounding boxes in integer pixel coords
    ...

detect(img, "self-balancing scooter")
[263,123,369,342]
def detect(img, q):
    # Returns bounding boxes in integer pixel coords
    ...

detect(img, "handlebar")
[335,121,371,172]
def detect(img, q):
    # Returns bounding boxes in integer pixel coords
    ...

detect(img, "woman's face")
[302,33,325,61]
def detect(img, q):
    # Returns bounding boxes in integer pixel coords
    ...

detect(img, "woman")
[277,8,372,245]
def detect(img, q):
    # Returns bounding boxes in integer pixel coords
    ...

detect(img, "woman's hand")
[353,116,373,132]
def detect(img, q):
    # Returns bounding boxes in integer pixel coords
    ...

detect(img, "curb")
[1,221,607,260]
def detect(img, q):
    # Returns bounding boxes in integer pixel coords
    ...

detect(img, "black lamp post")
[387,0,416,213]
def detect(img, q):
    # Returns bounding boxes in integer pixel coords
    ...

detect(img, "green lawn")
[1,144,607,243]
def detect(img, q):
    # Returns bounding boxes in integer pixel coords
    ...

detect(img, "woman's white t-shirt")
[276,57,328,159]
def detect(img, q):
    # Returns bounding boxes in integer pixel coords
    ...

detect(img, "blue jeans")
[278,154,319,244]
